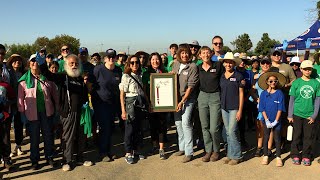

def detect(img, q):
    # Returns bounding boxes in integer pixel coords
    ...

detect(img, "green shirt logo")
[300,85,314,99]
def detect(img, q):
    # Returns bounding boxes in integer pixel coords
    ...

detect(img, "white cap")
[289,56,301,65]
[29,54,37,61]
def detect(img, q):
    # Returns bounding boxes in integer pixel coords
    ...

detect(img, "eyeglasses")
[290,63,300,67]
[130,61,140,65]
[61,48,69,52]
[268,80,278,84]
[213,43,223,46]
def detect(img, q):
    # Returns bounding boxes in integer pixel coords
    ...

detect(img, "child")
[288,60,320,166]
[0,64,16,170]
[258,71,286,167]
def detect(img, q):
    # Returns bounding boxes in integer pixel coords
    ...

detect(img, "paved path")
[1,126,320,180]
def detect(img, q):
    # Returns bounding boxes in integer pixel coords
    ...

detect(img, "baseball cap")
[79,47,88,54]
[29,54,37,61]
[300,60,313,69]
[46,53,54,59]
[106,49,116,57]
[289,56,301,65]
[188,40,200,47]
[91,52,101,58]
[260,58,271,64]
[270,49,282,56]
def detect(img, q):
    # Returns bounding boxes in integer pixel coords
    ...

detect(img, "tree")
[7,44,33,59]
[222,46,232,54]
[231,33,252,53]
[254,33,280,56]
[48,34,80,55]
[33,36,50,52]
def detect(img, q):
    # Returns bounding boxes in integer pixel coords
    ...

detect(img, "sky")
[0,0,317,54]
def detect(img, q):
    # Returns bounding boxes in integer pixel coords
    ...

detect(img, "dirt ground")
[1,122,320,180]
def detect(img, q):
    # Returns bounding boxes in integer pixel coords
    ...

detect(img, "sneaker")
[31,162,40,170]
[62,164,71,171]
[174,151,185,156]
[228,159,240,165]
[276,157,283,167]
[4,160,13,170]
[267,149,272,157]
[83,161,93,167]
[202,152,212,162]
[101,155,111,162]
[125,155,134,164]
[255,148,262,157]
[261,156,269,165]
[17,147,24,156]
[46,157,55,168]
[133,152,145,160]
[182,155,193,163]
[159,149,166,160]
[302,158,311,166]
[210,152,219,162]
[224,158,231,164]
[292,157,300,165]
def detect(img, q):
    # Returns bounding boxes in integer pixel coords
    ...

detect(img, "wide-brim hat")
[135,51,149,57]
[258,71,287,90]
[219,52,241,66]
[6,54,23,65]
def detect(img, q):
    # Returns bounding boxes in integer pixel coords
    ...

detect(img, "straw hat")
[219,52,241,66]
[6,54,23,65]
[258,71,287,90]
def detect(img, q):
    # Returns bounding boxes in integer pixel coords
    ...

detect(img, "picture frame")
[150,73,178,112]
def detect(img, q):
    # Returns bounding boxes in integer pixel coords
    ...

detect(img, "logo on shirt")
[210,69,216,73]
[300,85,314,99]
[274,101,280,103]
[230,78,236,82]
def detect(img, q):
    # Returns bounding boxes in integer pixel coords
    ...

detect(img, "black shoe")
[47,158,55,168]
[255,148,262,157]
[4,160,13,170]
[31,162,40,170]
[267,149,273,157]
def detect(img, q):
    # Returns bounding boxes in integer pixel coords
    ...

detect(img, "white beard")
[64,63,82,78]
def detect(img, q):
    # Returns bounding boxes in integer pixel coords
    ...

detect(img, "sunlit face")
[60,46,70,58]
[79,52,88,62]
[46,57,53,64]
[212,37,223,53]
[180,51,189,63]
[301,67,313,77]
[260,61,271,72]
[271,52,281,63]
[130,57,140,73]
[252,61,259,70]
[151,55,160,70]
[12,60,22,69]
[29,60,39,71]
[104,56,116,66]
[267,76,278,89]
[223,59,235,71]
[170,47,177,56]
[199,49,212,63]
[190,45,199,55]
[49,64,59,73]
[290,63,300,71]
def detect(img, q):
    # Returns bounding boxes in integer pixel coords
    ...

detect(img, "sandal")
[292,157,300,165]
[302,158,311,166]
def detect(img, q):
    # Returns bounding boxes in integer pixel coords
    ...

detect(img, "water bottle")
[287,125,293,141]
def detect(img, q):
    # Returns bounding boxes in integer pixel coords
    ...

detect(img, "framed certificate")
[150,73,178,112]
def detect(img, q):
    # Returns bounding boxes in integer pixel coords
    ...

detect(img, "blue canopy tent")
[275,20,320,50]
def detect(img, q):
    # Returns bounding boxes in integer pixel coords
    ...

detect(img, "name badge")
[115,77,120,81]
[183,71,188,75]
[210,69,216,73]
[274,101,280,104]
[230,78,236,82]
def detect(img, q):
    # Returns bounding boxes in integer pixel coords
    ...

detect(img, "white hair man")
[40,54,92,171]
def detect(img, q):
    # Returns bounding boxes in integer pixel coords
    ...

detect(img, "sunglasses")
[290,63,300,67]
[190,45,199,49]
[261,61,271,65]
[268,80,278,84]
[61,48,69,52]
[302,68,313,71]
[213,43,223,46]
[30,58,36,62]
[273,53,281,57]
[130,61,140,65]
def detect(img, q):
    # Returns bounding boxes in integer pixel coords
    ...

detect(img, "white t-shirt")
[178,64,187,74]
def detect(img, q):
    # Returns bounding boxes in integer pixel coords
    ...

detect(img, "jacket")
[17,78,57,121]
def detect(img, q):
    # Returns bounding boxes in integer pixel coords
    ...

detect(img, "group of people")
[0,35,319,177]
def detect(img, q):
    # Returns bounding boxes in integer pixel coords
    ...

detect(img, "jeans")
[221,109,242,160]
[198,91,221,153]
[94,101,115,155]
[28,112,53,163]
[174,98,195,156]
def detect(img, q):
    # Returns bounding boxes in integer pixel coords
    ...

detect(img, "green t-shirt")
[36,80,45,112]
[289,78,320,118]
[166,56,174,72]
[192,59,203,66]
[311,64,320,83]
[58,59,65,72]
[115,62,124,72]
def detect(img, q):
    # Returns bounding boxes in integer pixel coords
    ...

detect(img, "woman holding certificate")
[172,45,199,163]
[142,52,167,160]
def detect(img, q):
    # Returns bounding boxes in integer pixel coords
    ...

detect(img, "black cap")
[91,52,101,58]
[105,49,116,57]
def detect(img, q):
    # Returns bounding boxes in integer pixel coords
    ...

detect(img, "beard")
[64,63,82,78]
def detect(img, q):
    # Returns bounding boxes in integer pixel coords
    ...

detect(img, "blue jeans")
[28,112,53,163]
[221,109,242,160]
[174,98,195,156]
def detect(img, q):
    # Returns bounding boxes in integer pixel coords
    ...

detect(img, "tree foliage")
[222,46,232,54]
[254,33,280,56]
[5,34,80,59]
[231,33,253,53]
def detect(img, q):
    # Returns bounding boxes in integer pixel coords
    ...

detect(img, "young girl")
[288,60,320,166]
[258,71,286,167]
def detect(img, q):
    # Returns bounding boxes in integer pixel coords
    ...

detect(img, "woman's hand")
[307,117,314,124]
[121,111,127,120]
[176,102,183,112]
[287,117,293,123]
[236,111,242,121]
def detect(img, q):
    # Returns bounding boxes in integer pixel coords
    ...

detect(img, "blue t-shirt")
[211,54,225,62]
[258,89,286,130]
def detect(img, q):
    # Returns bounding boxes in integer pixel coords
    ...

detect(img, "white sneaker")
[10,146,18,157]
[17,147,24,156]
[62,164,71,171]
[83,161,93,167]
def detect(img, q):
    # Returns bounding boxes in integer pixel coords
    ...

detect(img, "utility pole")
[99,43,104,52]
[127,46,130,55]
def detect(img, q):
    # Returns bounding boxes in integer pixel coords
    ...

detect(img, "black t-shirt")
[220,71,244,110]
[198,61,223,93]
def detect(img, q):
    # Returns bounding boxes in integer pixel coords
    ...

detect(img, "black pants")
[291,115,315,159]
[124,108,143,153]
[0,119,11,161]
[263,123,281,157]
[13,112,24,146]
[61,111,85,163]
[149,113,167,144]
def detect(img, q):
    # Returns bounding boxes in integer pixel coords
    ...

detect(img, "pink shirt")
[18,79,58,121]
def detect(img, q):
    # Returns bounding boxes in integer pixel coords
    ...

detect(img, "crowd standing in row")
[0,35,319,177]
